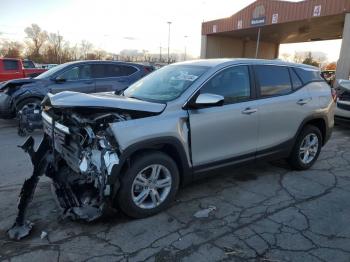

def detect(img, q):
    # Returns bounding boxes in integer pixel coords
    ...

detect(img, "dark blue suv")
[0,60,152,118]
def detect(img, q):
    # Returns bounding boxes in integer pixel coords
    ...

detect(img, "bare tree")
[42,33,64,63]
[24,24,48,62]
[80,40,93,59]
[0,41,23,58]
[280,53,292,61]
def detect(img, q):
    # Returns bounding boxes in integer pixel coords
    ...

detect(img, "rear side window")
[255,65,292,97]
[4,60,19,70]
[294,67,323,83]
[119,65,137,76]
[289,68,303,90]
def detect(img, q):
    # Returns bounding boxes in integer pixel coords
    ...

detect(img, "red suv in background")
[0,58,47,82]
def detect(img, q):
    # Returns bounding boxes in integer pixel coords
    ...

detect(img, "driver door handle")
[242,108,258,115]
[297,98,311,105]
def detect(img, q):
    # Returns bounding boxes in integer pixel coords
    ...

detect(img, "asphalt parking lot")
[0,119,350,262]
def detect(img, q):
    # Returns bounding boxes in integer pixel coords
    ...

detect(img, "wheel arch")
[14,95,44,111]
[112,137,192,188]
[296,116,328,146]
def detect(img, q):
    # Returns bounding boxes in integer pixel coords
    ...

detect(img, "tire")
[288,125,322,170]
[117,151,180,218]
[16,98,42,117]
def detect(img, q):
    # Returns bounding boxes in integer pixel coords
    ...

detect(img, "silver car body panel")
[188,99,258,166]
[110,60,334,168]
[109,110,192,166]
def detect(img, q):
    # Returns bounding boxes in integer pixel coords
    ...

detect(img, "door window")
[200,66,251,104]
[91,64,106,78]
[91,64,138,78]
[4,60,19,70]
[58,65,92,81]
[255,66,292,97]
[106,64,137,77]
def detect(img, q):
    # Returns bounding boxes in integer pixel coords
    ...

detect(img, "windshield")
[35,63,69,79]
[124,64,209,102]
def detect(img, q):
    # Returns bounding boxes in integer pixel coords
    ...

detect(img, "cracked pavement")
[0,119,350,262]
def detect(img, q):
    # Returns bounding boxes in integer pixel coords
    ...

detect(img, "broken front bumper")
[8,114,121,240]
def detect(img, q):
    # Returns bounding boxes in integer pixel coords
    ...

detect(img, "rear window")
[23,60,35,68]
[294,67,323,83]
[255,65,292,97]
[3,60,19,70]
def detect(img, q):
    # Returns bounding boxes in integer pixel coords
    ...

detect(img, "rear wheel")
[117,151,179,218]
[288,125,322,170]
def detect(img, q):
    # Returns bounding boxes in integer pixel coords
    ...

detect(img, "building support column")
[200,35,208,59]
[274,43,280,59]
[336,13,350,82]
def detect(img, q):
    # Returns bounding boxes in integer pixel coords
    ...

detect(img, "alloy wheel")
[299,133,319,164]
[131,164,172,209]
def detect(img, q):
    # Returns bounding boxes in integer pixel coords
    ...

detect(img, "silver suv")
[8,59,335,240]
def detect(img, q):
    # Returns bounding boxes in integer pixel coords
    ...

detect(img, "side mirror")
[55,76,66,83]
[188,93,224,109]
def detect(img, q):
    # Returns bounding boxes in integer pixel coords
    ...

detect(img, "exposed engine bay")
[8,106,141,240]
[8,91,166,240]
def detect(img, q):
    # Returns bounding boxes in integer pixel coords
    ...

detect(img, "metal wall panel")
[202,0,350,35]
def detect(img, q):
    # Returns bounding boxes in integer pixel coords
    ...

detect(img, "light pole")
[167,21,172,64]
[159,43,162,62]
[184,35,188,61]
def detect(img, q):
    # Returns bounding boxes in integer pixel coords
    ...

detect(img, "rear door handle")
[297,98,311,105]
[242,108,258,115]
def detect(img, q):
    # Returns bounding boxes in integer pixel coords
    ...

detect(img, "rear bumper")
[0,93,15,118]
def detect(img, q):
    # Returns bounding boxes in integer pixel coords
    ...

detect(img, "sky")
[0,0,342,62]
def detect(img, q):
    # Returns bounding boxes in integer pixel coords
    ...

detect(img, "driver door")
[188,65,258,168]
[48,64,96,94]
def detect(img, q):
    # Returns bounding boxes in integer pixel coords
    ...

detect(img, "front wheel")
[16,98,42,117]
[288,125,322,170]
[117,151,180,218]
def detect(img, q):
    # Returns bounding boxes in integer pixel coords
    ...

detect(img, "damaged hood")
[45,91,166,113]
[0,78,37,90]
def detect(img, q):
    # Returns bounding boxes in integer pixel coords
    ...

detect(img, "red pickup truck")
[0,58,47,82]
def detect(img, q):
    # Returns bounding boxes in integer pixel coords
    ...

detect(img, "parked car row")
[335,79,350,122]
[0,58,47,82]
[0,60,154,119]
[7,59,337,240]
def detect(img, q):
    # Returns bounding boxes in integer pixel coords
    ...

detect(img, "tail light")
[331,88,337,102]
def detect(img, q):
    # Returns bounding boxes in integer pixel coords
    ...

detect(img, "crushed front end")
[8,107,128,240]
